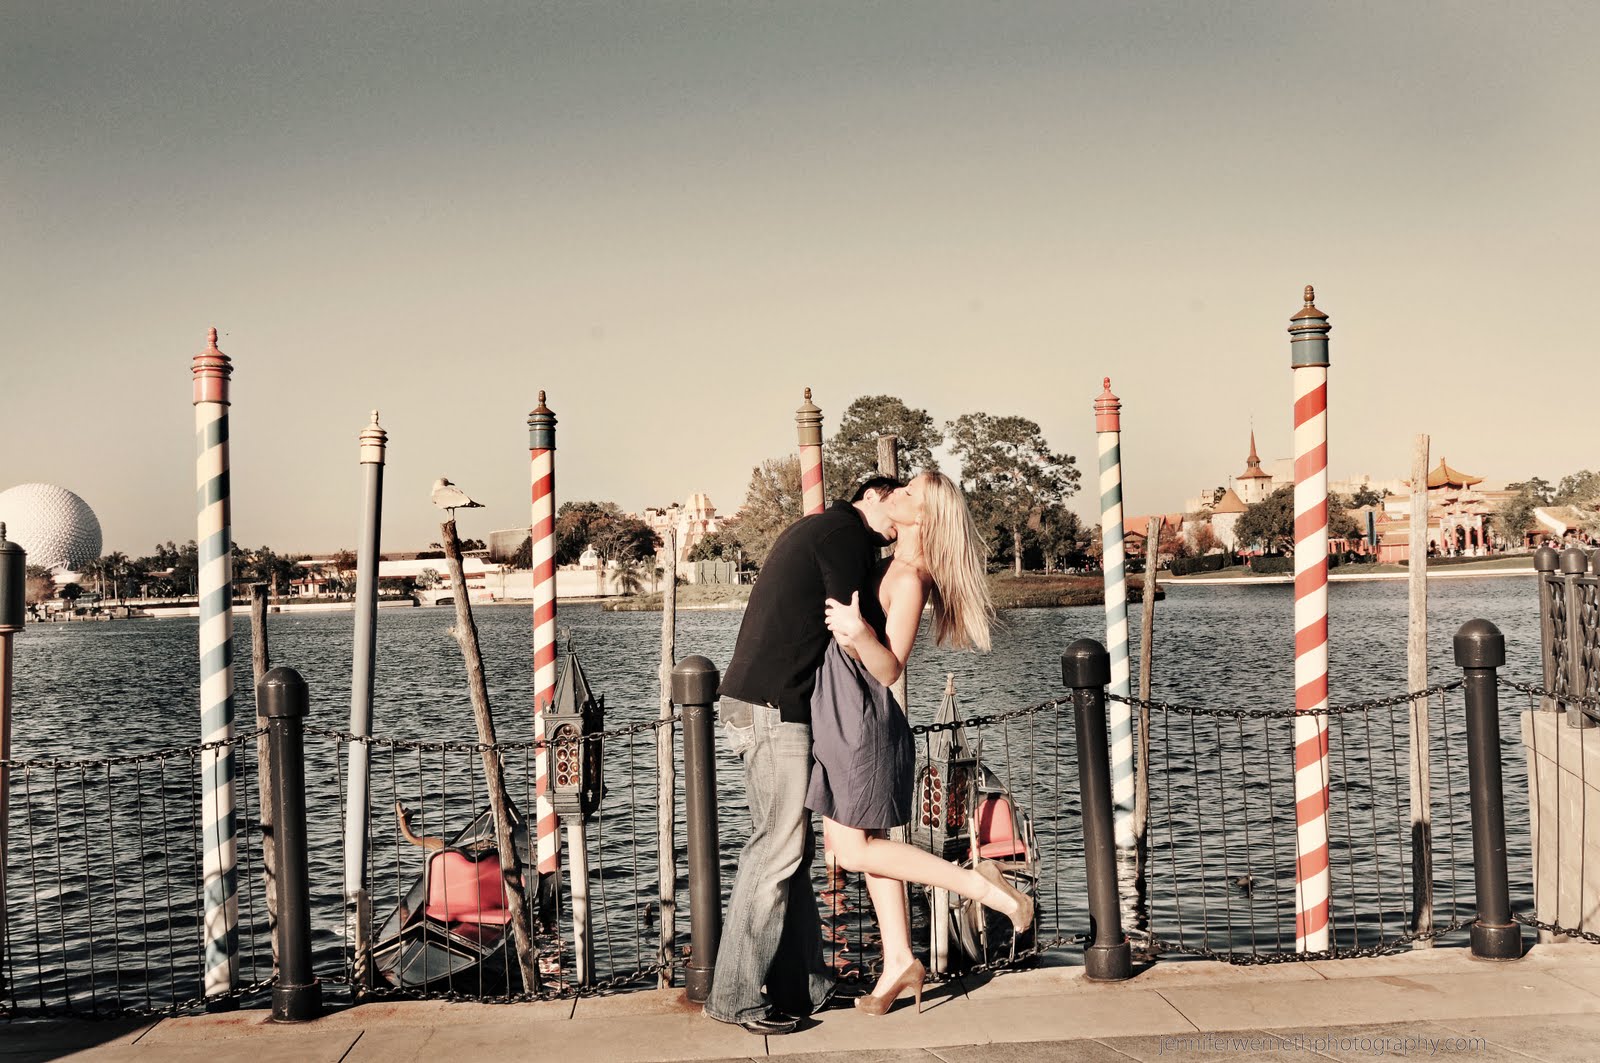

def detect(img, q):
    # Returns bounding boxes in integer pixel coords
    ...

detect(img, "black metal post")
[1560,549,1595,729]
[672,655,721,1003]
[1063,639,1133,980]
[1534,547,1559,714]
[258,666,325,1019]
[1453,620,1522,960]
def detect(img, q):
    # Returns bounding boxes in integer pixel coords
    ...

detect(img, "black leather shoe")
[733,1011,800,1035]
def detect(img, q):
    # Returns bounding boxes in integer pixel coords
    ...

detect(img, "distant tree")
[459,538,487,552]
[1556,470,1600,505]
[1493,487,1541,545]
[946,412,1079,576]
[824,395,943,496]
[613,556,648,596]
[554,501,660,567]
[507,536,533,569]
[1505,477,1556,505]
[1157,522,1191,563]
[1349,485,1385,509]
[1032,504,1090,573]
[737,456,804,568]
[416,567,442,590]
[688,529,741,562]
[1234,485,1297,554]
[1188,520,1223,555]
[24,564,55,606]
[1327,496,1362,542]
[101,551,130,602]
[59,582,83,605]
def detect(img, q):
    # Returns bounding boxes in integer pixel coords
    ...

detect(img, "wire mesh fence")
[1120,683,1486,962]
[1,733,275,1018]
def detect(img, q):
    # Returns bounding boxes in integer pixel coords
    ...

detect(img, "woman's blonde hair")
[917,471,995,652]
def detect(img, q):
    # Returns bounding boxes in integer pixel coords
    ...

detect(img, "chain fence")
[7,658,1577,1017]
[1,732,276,1018]
[1105,681,1483,964]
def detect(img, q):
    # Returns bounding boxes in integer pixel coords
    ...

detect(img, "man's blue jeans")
[704,700,834,1023]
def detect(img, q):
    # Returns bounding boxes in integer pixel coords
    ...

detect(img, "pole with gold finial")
[1289,285,1333,953]
[796,388,826,515]
[528,391,561,927]
[1094,378,1135,849]
[193,327,240,1001]
[344,409,388,988]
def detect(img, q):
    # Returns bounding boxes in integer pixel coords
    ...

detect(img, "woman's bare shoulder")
[879,558,929,603]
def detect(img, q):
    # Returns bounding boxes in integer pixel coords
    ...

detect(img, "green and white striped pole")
[193,328,239,999]
[1095,378,1135,850]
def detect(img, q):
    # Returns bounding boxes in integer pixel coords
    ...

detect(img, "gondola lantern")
[914,675,979,860]
[547,640,604,819]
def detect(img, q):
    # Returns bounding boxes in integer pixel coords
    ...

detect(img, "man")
[704,477,901,1034]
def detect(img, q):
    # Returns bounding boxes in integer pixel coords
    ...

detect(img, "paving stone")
[1430,1012,1600,1063]
[1155,968,1597,1031]
[0,1018,156,1062]
[933,1039,1135,1062]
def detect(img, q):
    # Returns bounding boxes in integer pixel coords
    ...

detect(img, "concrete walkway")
[10,945,1600,1063]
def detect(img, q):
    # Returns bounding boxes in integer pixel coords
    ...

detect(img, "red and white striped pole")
[796,388,825,515]
[529,393,560,889]
[1289,286,1332,953]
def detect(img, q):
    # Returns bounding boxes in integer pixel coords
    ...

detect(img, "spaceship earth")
[0,483,104,572]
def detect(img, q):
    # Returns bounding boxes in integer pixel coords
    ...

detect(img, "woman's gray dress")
[805,640,915,830]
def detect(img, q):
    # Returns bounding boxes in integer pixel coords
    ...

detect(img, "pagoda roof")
[1212,488,1248,514]
[1426,459,1483,490]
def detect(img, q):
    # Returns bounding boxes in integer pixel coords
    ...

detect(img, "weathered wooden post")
[192,327,241,1000]
[528,392,562,921]
[1094,378,1135,850]
[0,523,24,992]
[344,411,387,988]
[1288,287,1333,954]
[796,388,825,515]
[657,528,678,988]
[441,517,541,993]
[1454,620,1523,960]
[1135,516,1158,850]
[1063,638,1133,980]
[249,583,277,963]
[1408,433,1433,947]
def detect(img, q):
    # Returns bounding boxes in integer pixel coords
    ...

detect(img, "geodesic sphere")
[0,483,104,572]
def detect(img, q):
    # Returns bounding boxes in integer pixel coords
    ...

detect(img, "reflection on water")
[4,576,1541,1010]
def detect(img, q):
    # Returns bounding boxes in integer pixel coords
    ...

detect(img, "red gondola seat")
[424,850,512,926]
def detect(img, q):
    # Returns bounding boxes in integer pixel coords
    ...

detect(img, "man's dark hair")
[850,475,905,502]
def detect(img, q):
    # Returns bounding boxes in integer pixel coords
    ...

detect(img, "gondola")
[371,805,535,991]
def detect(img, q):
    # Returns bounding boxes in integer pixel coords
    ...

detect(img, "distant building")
[1373,458,1515,562]
[636,493,723,567]
[1209,487,1249,550]
[1233,431,1276,505]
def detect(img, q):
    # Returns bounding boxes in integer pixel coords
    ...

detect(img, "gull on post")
[432,478,484,516]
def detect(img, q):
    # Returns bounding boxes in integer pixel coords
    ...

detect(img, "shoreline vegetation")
[605,573,1149,612]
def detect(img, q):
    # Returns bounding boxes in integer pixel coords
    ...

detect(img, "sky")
[3,2,1596,555]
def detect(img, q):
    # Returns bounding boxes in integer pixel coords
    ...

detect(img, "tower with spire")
[1234,430,1275,504]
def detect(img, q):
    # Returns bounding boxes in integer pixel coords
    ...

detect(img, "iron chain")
[1,729,268,772]
[1498,678,1600,716]
[305,711,682,755]
[1108,681,1462,721]
[1514,911,1600,946]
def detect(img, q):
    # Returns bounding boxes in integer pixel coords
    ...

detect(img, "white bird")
[432,478,485,515]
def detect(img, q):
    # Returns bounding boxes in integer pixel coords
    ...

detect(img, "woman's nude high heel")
[854,959,926,1016]
[976,861,1035,934]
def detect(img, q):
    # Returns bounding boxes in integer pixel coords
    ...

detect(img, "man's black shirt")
[719,501,886,725]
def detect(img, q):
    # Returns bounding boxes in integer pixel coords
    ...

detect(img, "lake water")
[2,575,1545,1013]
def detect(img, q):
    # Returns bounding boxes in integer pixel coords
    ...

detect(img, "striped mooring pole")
[1289,286,1333,953]
[193,328,240,998]
[796,388,825,515]
[343,410,387,987]
[529,393,561,888]
[1095,378,1135,849]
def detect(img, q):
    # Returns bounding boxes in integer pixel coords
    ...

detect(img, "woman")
[807,470,1033,1017]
